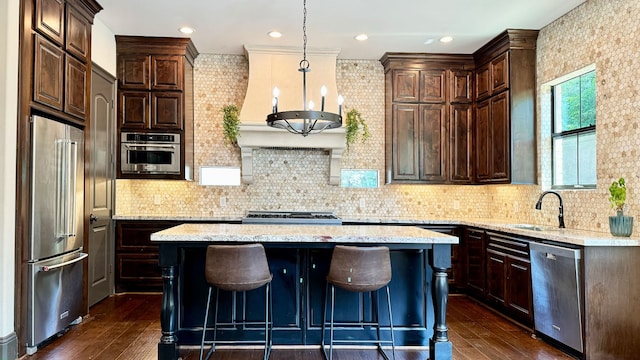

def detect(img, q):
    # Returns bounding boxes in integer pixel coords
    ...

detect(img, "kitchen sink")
[504,224,563,232]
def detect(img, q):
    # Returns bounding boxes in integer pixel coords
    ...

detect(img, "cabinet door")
[33,34,64,111]
[118,55,151,90]
[490,92,510,181]
[64,55,87,118]
[152,55,184,91]
[152,91,183,129]
[119,91,150,129]
[392,104,419,180]
[263,249,301,329]
[420,70,446,103]
[475,63,490,100]
[475,99,491,182]
[449,103,473,183]
[35,0,64,46]
[392,70,419,102]
[419,103,447,182]
[506,256,533,323]
[450,70,472,103]
[465,229,485,296]
[491,52,509,94]
[486,249,506,305]
[65,2,90,62]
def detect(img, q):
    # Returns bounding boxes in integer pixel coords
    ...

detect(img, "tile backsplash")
[117,0,640,235]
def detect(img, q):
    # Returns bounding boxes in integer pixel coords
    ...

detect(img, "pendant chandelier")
[266,0,343,137]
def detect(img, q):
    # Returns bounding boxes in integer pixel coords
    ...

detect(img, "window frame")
[550,69,596,190]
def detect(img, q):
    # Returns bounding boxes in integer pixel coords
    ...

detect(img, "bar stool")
[321,245,396,360]
[200,244,273,360]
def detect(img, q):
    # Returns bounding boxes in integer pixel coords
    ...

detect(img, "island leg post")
[158,245,179,360]
[429,244,452,360]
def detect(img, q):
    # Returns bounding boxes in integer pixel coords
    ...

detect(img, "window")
[551,70,596,188]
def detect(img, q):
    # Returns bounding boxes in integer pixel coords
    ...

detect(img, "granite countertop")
[150,223,457,244]
[114,214,640,247]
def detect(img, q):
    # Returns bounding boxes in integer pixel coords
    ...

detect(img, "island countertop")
[150,223,458,244]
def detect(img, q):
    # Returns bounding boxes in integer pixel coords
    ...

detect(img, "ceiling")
[96,0,586,60]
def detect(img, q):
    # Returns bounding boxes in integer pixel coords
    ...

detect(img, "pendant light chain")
[301,0,309,69]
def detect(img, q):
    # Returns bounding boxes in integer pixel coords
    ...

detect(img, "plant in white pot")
[608,177,634,236]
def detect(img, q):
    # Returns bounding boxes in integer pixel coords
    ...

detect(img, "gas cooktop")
[242,211,342,225]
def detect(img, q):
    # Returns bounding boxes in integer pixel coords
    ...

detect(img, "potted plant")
[221,104,240,146]
[344,108,370,151]
[608,177,634,236]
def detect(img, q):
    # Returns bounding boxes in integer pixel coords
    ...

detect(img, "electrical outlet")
[514,201,520,212]
[219,196,227,207]
[453,200,460,210]
[153,195,161,205]
[359,198,366,208]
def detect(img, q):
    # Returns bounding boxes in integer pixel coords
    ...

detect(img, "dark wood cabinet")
[33,34,65,111]
[484,231,533,326]
[116,40,194,131]
[381,54,474,184]
[465,228,486,298]
[115,36,198,180]
[475,92,510,182]
[31,0,95,122]
[115,220,181,292]
[473,30,538,184]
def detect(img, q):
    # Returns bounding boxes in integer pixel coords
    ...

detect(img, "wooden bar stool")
[200,244,273,360]
[321,245,396,360]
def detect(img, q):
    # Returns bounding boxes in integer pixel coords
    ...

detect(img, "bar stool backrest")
[205,244,273,292]
[327,245,392,292]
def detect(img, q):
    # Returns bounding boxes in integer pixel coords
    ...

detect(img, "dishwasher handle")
[530,241,581,260]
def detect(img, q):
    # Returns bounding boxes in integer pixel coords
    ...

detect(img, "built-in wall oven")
[120,132,181,175]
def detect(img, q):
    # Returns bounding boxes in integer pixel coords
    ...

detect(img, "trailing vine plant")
[221,104,240,146]
[345,108,370,151]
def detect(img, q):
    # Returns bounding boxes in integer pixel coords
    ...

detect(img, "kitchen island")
[151,223,458,360]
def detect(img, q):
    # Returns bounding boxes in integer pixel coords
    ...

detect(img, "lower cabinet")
[470,230,534,327]
[115,220,181,292]
[465,228,486,297]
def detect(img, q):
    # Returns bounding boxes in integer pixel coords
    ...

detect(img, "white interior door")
[88,65,115,306]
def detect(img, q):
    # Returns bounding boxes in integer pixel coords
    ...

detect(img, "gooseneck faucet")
[535,191,565,228]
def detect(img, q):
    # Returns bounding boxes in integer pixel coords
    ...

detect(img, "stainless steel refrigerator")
[27,115,87,354]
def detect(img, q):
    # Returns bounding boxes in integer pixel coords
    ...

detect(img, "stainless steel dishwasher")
[530,241,583,353]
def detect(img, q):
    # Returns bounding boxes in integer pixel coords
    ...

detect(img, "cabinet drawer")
[116,220,179,251]
[486,231,529,259]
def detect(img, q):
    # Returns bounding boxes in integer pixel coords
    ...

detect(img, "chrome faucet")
[535,191,565,228]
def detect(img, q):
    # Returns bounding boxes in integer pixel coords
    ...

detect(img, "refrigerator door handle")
[40,252,88,272]
[56,139,78,238]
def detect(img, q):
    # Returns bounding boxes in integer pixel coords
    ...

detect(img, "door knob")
[89,214,98,224]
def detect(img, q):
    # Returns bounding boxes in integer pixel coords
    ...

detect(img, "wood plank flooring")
[25,294,577,360]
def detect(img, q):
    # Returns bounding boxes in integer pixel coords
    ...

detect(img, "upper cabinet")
[473,30,538,184]
[115,36,199,180]
[31,0,101,124]
[381,54,475,184]
[116,37,197,132]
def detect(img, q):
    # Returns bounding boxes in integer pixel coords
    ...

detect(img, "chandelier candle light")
[266,0,343,136]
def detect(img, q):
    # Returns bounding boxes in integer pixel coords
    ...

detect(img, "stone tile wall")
[117,0,640,234]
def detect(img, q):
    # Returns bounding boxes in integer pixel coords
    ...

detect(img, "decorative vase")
[609,210,634,237]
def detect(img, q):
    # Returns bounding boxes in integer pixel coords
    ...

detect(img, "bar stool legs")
[200,284,272,360]
[321,245,396,360]
[199,244,273,360]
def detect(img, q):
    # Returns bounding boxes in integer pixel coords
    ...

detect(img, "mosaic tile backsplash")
[117,0,640,235]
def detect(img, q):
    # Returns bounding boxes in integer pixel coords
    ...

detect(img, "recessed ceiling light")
[440,36,453,43]
[179,26,195,35]
[354,34,368,41]
[268,31,283,38]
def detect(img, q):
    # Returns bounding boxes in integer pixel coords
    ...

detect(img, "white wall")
[92,17,117,76]
[0,0,19,346]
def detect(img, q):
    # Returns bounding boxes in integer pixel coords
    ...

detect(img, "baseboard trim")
[0,331,18,360]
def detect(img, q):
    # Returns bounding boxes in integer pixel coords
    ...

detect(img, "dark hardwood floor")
[25,294,577,360]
